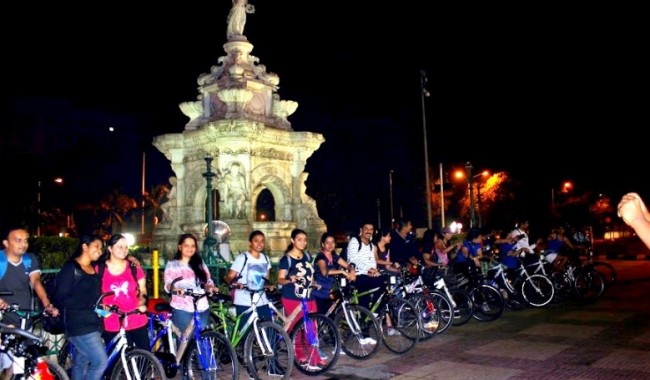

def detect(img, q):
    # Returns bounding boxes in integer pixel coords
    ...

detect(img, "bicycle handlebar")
[0,322,43,343]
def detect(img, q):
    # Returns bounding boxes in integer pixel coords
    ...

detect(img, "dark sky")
[3,1,648,228]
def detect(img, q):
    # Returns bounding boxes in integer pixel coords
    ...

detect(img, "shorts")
[0,352,12,370]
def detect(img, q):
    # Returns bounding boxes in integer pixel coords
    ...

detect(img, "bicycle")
[348,272,421,355]
[147,277,238,380]
[485,257,555,308]
[58,291,166,380]
[583,248,616,287]
[0,320,69,380]
[209,282,293,380]
[263,279,341,376]
[321,275,380,360]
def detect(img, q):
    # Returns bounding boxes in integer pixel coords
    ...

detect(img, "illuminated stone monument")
[152,1,326,259]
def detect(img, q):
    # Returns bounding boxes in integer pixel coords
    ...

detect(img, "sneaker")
[358,337,377,345]
[267,369,285,377]
[386,327,399,336]
[318,348,329,361]
[423,321,439,330]
[299,361,323,371]
[267,359,285,377]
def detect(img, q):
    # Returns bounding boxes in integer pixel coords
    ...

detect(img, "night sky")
[3,1,648,232]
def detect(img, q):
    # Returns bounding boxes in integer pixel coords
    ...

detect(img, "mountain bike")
[349,272,422,355]
[147,277,238,380]
[209,283,293,380]
[0,321,69,380]
[264,279,341,376]
[58,291,166,380]
[0,293,68,380]
[485,258,554,308]
[322,275,380,360]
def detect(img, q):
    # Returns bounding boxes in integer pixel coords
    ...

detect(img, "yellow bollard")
[152,249,159,299]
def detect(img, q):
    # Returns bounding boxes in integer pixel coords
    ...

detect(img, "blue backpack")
[0,250,33,280]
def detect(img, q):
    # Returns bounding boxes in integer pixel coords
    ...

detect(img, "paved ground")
[279,260,650,380]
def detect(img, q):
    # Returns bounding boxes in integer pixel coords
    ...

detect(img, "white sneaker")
[386,327,399,336]
[359,337,377,345]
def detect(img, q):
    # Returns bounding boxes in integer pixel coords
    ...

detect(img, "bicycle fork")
[252,318,275,357]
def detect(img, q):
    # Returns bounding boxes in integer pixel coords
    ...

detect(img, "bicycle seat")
[210,293,233,303]
[147,298,172,314]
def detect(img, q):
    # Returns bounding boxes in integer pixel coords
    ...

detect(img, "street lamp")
[420,70,432,229]
[203,153,216,264]
[551,181,573,216]
[474,171,489,228]
[389,170,394,224]
[465,162,475,228]
[36,177,65,236]
[458,164,489,229]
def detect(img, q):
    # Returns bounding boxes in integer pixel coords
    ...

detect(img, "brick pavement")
[278,260,650,380]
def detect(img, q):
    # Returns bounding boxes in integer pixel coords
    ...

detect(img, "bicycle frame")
[149,284,222,374]
[268,288,319,346]
[212,288,275,356]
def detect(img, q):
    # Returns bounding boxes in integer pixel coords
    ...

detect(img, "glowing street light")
[456,164,489,228]
[420,70,432,229]
[551,181,573,215]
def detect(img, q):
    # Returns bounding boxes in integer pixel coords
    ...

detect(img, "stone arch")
[251,173,291,222]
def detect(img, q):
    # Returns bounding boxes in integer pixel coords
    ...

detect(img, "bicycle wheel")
[185,330,239,380]
[291,312,341,376]
[574,268,605,303]
[471,284,505,322]
[407,293,440,340]
[428,291,453,334]
[110,348,165,380]
[381,298,420,354]
[334,304,380,360]
[521,274,555,307]
[450,288,474,327]
[591,261,617,286]
[43,358,70,380]
[57,340,73,377]
[244,320,293,380]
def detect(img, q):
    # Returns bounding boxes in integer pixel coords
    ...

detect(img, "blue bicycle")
[58,291,166,380]
[147,277,238,380]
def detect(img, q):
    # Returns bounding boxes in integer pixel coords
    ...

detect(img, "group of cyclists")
[0,217,603,380]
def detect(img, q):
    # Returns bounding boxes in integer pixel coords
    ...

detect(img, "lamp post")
[203,153,216,264]
[389,170,394,224]
[551,181,573,217]
[465,162,475,228]
[439,163,445,227]
[420,70,432,229]
[476,181,483,228]
[36,180,42,237]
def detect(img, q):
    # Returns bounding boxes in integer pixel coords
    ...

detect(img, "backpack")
[341,236,373,262]
[43,263,84,335]
[231,252,269,297]
[0,250,33,280]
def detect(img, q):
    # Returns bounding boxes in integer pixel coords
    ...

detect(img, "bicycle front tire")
[110,348,165,380]
[185,330,239,380]
[291,312,341,376]
[471,284,505,322]
[334,304,380,360]
[521,274,555,307]
[43,358,70,380]
[381,298,420,355]
[244,320,294,380]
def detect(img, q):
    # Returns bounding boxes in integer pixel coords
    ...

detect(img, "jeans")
[68,331,108,380]
[172,309,210,380]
